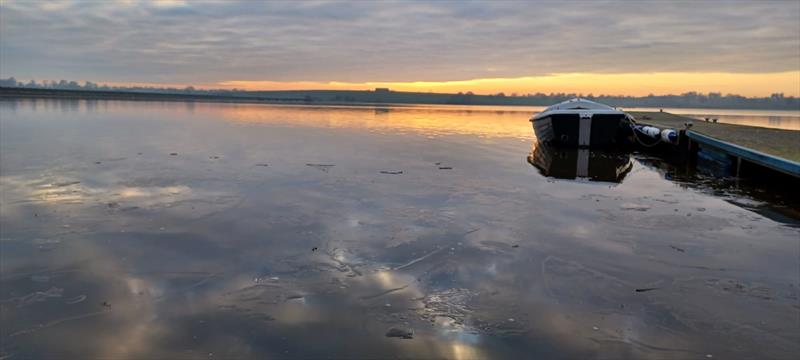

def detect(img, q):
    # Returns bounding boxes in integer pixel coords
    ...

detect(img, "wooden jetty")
[628,111,800,178]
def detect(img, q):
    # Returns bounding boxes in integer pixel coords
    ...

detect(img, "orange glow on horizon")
[97,71,800,97]
[216,71,800,97]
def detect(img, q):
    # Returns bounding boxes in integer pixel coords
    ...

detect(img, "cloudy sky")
[1,0,798,96]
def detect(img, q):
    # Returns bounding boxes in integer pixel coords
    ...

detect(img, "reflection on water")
[1,99,799,359]
[528,143,633,183]
[636,156,800,226]
[0,99,534,140]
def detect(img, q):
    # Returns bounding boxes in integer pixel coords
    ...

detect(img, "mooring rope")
[626,118,663,148]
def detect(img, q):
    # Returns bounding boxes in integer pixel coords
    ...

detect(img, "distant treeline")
[1,77,798,110]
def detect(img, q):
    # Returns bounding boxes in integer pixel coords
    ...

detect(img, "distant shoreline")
[1,86,798,112]
[0,86,312,105]
[0,87,440,109]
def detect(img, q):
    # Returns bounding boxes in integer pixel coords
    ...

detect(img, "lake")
[1,99,798,359]
[392,104,800,131]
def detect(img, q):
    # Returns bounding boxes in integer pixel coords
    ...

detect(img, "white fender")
[638,126,661,138]
[660,129,678,144]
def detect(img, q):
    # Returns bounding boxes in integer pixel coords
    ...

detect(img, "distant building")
[374,88,390,93]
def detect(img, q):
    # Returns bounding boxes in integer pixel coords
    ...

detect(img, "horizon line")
[3,71,800,99]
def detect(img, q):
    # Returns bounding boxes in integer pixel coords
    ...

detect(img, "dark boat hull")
[532,113,628,147]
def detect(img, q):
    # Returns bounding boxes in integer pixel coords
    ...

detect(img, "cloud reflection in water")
[1,99,798,359]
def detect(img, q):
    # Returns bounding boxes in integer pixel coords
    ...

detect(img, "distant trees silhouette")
[1,77,798,110]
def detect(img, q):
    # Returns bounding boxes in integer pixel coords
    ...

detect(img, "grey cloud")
[0,0,798,83]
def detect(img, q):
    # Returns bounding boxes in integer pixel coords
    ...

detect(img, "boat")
[530,98,632,147]
[527,141,633,183]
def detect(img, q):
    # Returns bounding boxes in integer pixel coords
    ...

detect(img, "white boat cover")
[533,98,625,120]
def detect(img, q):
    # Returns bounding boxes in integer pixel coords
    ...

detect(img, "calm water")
[391,104,800,131]
[1,99,798,359]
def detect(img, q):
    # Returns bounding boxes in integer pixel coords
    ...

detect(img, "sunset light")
[218,71,800,97]
[1,1,799,358]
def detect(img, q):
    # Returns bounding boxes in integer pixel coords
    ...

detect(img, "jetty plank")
[628,111,800,163]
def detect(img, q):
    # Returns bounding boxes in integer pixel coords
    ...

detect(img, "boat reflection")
[527,141,633,183]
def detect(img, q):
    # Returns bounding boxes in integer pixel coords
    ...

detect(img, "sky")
[1,0,799,96]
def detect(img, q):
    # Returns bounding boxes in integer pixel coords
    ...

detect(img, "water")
[378,104,800,131]
[1,99,798,359]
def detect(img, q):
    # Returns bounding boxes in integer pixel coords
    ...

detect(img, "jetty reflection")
[527,142,633,183]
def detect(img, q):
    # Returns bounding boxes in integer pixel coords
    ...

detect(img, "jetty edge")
[628,111,800,178]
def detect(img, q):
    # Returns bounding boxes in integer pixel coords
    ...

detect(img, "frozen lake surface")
[1,99,798,359]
